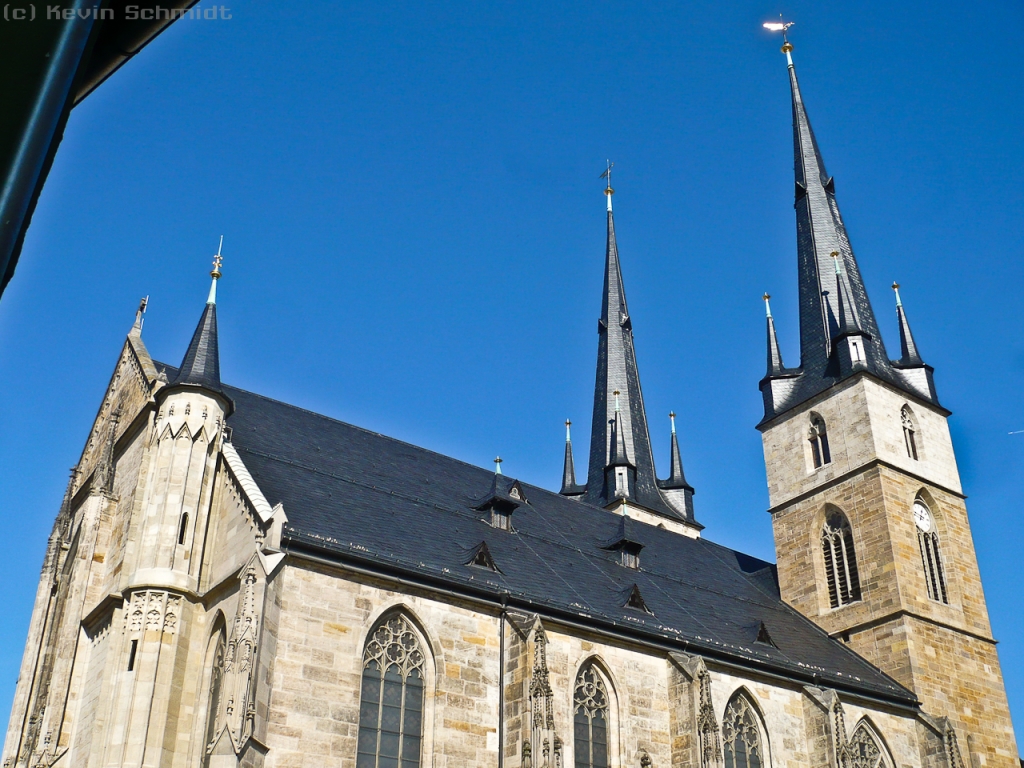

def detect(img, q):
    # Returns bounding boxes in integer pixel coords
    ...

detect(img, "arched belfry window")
[913,500,948,604]
[809,415,832,469]
[822,509,861,608]
[722,691,766,768]
[357,614,426,768]
[574,662,610,768]
[848,723,889,768]
[901,407,919,461]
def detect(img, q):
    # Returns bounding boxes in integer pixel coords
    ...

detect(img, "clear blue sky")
[1,0,1022,742]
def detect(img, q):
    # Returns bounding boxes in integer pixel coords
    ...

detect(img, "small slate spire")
[172,243,224,393]
[832,253,863,338]
[609,392,632,468]
[560,420,584,496]
[763,293,785,375]
[892,282,924,366]
[660,412,691,490]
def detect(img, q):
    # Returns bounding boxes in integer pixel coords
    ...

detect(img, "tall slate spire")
[172,242,223,393]
[579,180,698,526]
[759,39,941,423]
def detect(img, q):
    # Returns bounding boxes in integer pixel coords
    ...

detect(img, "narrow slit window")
[902,407,919,460]
[809,415,832,469]
[127,639,138,671]
[178,513,189,545]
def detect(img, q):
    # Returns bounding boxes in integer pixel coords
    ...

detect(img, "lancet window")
[722,691,765,768]
[901,407,918,461]
[809,415,832,469]
[357,614,426,768]
[913,500,948,604]
[822,509,861,608]
[573,662,610,768]
[202,626,226,764]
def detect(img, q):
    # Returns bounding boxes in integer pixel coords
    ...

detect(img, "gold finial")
[763,18,795,56]
[762,292,771,302]
[891,282,900,291]
[211,235,224,279]
[600,160,615,210]
[892,282,903,307]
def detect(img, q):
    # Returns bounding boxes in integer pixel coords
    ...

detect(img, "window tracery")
[357,614,426,768]
[722,692,764,768]
[913,500,948,604]
[847,725,885,768]
[822,510,861,608]
[573,663,609,768]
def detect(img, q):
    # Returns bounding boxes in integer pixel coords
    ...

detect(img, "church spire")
[758,29,941,422]
[560,420,584,496]
[172,242,224,393]
[581,178,697,526]
[788,46,887,374]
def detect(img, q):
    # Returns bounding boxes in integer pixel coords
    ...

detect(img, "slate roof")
[170,302,222,393]
[157,362,917,708]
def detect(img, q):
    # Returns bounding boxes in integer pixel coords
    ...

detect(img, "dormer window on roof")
[602,516,645,569]
[474,475,527,533]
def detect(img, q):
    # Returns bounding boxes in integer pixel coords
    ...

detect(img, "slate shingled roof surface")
[158,362,916,708]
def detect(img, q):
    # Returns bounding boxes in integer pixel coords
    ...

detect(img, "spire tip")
[207,236,224,305]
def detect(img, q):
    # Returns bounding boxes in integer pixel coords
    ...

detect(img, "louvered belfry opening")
[821,509,861,608]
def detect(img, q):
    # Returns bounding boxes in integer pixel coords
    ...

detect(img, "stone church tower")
[757,41,1018,768]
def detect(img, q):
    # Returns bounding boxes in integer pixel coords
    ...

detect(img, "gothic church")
[3,41,1018,768]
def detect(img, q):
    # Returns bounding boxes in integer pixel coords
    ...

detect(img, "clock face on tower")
[913,502,932,533]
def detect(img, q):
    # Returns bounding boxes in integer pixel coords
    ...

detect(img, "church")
[2,39,1018,768]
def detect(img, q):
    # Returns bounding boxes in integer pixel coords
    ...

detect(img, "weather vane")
[763,16,795,56]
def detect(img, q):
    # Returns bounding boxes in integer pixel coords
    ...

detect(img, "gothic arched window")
[809,415,832,469]
[203,626,226,764]
[357,614,426,768]
[913,500,948,604]
[901,407,918,461]
[848,723,887,768]
[573,662,610,768]
[722,691,765,768]
[822,509,861,608]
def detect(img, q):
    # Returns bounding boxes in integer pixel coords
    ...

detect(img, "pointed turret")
[889,282,938,399]
[577,176,700,530]
[657,412,695,520]
[172,243,223,393]
[763,293,785,376]
[892,283,923,366]
[758,37,941,423]
[560,420,584,496]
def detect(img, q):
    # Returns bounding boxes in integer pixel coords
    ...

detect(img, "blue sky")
[1,0,1022,742]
